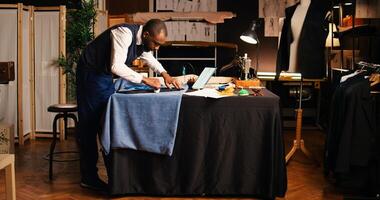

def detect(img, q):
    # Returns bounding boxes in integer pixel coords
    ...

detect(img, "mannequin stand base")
[285,108,319,166]
[285,139,319,166]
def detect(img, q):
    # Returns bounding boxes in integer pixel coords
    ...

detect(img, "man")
[76,19,180,190]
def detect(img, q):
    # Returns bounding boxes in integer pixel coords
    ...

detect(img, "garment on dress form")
[276,0,329,79]
[288,0,311,72]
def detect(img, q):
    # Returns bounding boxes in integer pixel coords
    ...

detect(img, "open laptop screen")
[192,67,216,90]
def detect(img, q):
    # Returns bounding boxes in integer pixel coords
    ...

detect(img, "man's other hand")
[161,72,181,89]
[142,77,161,89]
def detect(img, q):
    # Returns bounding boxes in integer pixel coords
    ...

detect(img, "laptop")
[191,67,216,90]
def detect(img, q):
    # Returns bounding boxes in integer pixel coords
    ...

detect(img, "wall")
[8,0,377,71]
[217,0,279,73]
[106,0,149,15]
[2,0,280,73]
[102,0,280,72]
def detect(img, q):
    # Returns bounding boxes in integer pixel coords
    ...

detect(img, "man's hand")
[161,72,181,89]
[142,77,161,89]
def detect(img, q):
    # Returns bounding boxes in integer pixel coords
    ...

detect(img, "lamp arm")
[255,41,260,77]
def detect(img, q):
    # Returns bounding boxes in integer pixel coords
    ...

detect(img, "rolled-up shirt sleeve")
[140,51,167,74]
[110,27,143,83]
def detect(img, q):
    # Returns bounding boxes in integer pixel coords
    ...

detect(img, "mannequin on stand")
[277,0,329,164]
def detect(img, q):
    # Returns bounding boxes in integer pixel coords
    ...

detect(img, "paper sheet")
[184,88,233,99]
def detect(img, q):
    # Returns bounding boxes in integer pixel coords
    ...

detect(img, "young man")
[76,19,180,190]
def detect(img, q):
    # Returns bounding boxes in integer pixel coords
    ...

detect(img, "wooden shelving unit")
[162,41,238,49]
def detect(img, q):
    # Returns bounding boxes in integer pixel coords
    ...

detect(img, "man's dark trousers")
[76,63,114,181]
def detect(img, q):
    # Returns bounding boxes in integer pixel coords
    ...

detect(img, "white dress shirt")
[110,25,166,83]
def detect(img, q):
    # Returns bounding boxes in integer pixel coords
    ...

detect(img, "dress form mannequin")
[283,0,320,166]
[288,0,311,72]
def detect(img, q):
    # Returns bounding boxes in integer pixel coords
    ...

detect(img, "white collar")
[136,25,143,45]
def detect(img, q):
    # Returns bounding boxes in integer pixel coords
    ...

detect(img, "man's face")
[142,29,166,51]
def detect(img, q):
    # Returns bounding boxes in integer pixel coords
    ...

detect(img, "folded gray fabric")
[101,79,186,156]
[114,78,153,91]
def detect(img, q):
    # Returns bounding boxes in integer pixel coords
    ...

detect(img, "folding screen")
[0,4,66,145]
[34,10,60,133]
[0,8,18,137]
[22,8,32,138]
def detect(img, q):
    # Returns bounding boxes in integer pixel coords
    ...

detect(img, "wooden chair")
[0,154,16,200]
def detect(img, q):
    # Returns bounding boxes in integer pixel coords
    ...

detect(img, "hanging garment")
[326,75,375,172]
[325,74,380,194]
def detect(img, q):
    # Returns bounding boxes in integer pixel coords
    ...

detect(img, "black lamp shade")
[240,21,259,44]
[240,31,259,44]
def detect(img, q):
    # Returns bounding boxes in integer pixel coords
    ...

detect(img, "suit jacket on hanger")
[276,0,330,79]
[326,75,376,173]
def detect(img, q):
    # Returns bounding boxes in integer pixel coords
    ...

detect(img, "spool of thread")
[238,89,249,96]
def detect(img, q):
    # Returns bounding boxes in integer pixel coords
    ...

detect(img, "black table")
[104,89,287,199]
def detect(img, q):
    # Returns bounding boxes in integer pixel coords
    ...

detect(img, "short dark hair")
[142,19,167,36]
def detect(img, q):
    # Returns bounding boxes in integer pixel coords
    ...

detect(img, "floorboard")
[0,129,344,200]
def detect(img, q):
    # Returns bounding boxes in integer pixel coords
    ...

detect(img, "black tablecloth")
[104,89,287,199]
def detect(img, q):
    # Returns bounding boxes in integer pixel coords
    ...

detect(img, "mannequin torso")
[288,0,311,72]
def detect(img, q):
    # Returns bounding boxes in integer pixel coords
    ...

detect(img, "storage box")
[234,79,261,88]
[0,62,15,84]
[0,123,14,154]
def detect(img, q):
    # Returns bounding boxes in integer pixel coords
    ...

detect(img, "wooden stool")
[0,154,16,200]
[45,104,79,180]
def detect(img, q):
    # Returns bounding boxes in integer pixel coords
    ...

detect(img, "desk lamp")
[326,23,341,73]
[240,20,260,78]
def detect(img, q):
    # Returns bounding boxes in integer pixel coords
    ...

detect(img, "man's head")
[142,19,167,51]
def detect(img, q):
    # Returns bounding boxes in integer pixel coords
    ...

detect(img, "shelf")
[130,66,149,73]
[131,12,235,24]
[162,41,238,49]
[157,57,215,61]
[337,24,377,37]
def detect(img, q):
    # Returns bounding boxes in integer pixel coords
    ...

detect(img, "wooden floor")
[0,129,345,200]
